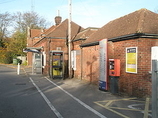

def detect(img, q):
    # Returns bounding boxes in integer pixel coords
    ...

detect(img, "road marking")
[95,98,152,118]
[95,98,144,118]
[29,77,63,118]
[96,97,137,102]
[105,101,113,107]
[128,104,144,110]
[45,77,107,118]
[95,101,130,118]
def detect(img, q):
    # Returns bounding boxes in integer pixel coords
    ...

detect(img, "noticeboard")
[126,47,137,73]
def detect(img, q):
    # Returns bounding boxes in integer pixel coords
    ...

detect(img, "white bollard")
[17,63,20,75]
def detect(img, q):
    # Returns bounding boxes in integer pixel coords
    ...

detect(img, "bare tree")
[0,12,13,45]
[13,11,49,33]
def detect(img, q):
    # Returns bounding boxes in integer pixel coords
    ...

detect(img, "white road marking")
[45,77,107,118]
[128,104,143,110]
[29,77,63,118]
[128,104,152,117]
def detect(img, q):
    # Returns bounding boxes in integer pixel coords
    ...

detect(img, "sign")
[53,53,63,56]
[71,50,76,70]
[151,46,158,61]
[126,47,137,73]
[99,39,108,90]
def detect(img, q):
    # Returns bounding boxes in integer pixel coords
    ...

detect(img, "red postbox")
[109,59,120,77]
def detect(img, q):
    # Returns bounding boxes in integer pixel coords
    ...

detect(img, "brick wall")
[113,38,158,97]
[110,38,158,97]
[27,37,33,66]
[81,46,100,84]
[35,38,68,75]
[75,38,158,97]
[72,41,83,79]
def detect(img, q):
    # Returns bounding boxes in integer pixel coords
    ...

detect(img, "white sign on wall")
[151,46,158,61]
[71,50,76,70]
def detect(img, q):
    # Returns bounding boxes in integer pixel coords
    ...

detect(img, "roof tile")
[84,8,158,44]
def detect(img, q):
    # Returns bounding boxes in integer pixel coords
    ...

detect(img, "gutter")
[80,33,158,47]
[108,33,158,42]
[80,41,99,47]
[72,38,86,42]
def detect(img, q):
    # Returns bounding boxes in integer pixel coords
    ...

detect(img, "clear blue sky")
[0,0,158,28]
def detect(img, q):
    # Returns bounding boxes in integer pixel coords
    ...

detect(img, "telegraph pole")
[68,0,72,78]
[31,0,35,12]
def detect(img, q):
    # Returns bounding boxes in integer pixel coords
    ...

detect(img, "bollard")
[17,63,20,75]
[143,97,150,118]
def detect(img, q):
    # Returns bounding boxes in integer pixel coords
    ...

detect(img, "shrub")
[0,48,13,64]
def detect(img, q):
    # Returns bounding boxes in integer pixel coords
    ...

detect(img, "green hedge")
[0,49,13,64]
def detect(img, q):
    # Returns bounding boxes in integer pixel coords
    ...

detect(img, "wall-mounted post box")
[109,59,120,77]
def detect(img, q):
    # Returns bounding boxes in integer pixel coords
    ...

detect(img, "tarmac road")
[0,65,57,118]
[0,64,152,118]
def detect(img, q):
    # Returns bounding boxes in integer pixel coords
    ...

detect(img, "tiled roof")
[30,29,41,38]
[83,8,158,44]
[73,27,98,41]
[43,25,57,35]
[46,19,84,39]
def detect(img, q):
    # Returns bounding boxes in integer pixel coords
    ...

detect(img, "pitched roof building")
[26,8,158,97]
[26,16,84,76]
[81,8,158,47]
[78,8,158,97]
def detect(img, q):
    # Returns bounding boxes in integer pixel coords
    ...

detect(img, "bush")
[4,52,13,64]
[0,48,13,64]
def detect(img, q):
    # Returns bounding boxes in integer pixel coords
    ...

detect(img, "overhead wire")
[0,0,16,4]
[78,0,100,28]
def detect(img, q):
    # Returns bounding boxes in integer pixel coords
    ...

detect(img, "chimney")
[55,10,62,25]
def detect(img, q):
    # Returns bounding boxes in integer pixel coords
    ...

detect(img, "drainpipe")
[48,38,51,77]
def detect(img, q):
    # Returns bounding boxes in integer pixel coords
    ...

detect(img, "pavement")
[1,64,152,118]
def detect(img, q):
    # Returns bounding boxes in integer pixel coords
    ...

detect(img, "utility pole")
[31,0,35,12]
[68,0,72,78]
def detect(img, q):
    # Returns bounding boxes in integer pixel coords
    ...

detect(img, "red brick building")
[71,27,99,79]
[78,9,158,97]
[26,17,83,75]
[26,8,158,97]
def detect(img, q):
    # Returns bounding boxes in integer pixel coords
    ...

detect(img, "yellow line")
[105,101,113,107]
[95,102,130,118]
[106,107,130,118]
[94,97,151,118]
[109,107,151,112]
[124,99,145,103]
[95,102,129,117]
[95,97,137,103]
[22,68,28,76]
